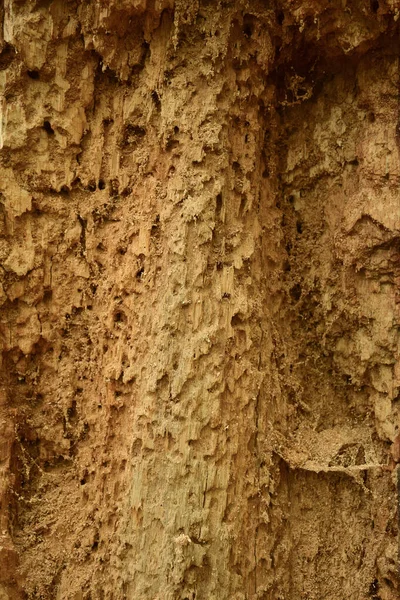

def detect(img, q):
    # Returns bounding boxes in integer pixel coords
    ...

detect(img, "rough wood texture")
[0,1,399,598]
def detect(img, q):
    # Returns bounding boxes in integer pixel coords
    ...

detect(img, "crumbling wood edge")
[272,448,391,493]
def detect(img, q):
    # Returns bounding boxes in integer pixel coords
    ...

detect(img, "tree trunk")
[0,1,399,598]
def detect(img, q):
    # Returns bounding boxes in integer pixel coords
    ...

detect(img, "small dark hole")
[289,284,302,302]
[288,195,294,204]
[286,89,294,104]
[98,179,106,190]
[296,221,303,234]
[60,185,69,195]
[232,161,240,171]
[231,313,242,326]
[283,260,291,272]
[370,0,379,12]
[243,24,253,37]
[121,186,132,197]
[151,90,161,110]
[27,70,40,79]
[110,179,119,197]
[174,126,180,135]
[136,267,144,280]
[43,120,54,135]
[216,193,223,215]
[0,43,16,71]
[122,124,146,148]
[243,13,255,38]
[87,181,96,192]
[151,215,160,234]
[262,168,270,178]
[368,111,375,123]
[296,88,307,97]
[216,261,223,271]
[369,579,379,595]
[114,312,123,322]
[222,292,231,299]
[382,578,394,590]
[80,478,86,485]
[276,10,284,25]
[67,400,77,419]
[165,137,179,151]
[92,541,99,551]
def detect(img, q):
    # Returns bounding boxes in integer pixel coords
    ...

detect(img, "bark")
[0,1,399,599]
